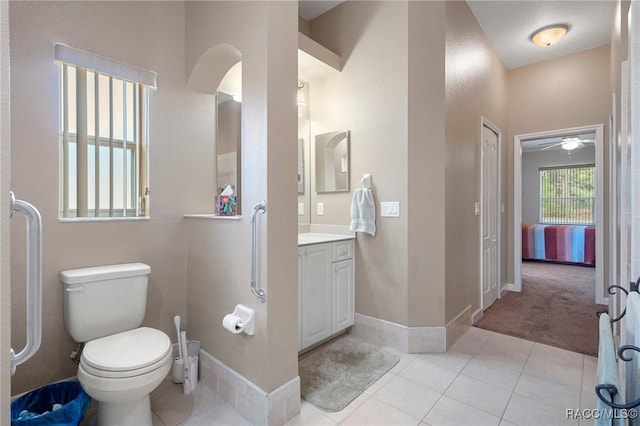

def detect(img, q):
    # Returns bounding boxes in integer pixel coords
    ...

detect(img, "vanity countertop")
[298,233,355,246]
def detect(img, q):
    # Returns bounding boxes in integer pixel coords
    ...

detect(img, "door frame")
[479,117,502,312]
[1,0,10,418]
[511,124,606,305]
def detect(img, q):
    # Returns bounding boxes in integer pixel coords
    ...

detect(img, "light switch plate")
[298,203,304,216]
[381,202,400,217]
[474,202,481,216]
[317,202,324,216]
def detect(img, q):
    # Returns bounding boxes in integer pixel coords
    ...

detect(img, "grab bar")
[9,191,43,376]
[251,200,266,303]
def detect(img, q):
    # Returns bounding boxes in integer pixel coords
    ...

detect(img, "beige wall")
[406,1,446,327]
[309,1,411,325]
[1,0,11,418]
[185,1,298,392]
[506,45,612,286]
[307,1,508,328]
[521,147,596,225]
[8,1,213,394]
[444,1,508,324]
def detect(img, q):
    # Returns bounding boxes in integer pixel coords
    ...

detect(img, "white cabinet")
[332,259,354,332]
[299,243,333,350]
[299,239,355,351]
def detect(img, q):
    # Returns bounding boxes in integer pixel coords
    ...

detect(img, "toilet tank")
[61,263,151,343]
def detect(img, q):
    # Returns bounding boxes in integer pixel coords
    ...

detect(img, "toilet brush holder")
[187,340,200,391]
[171,357,184,384]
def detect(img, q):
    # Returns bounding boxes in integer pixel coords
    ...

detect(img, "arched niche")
[187,44,242,215]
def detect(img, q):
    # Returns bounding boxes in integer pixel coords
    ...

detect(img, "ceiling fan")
[539,136,596,151]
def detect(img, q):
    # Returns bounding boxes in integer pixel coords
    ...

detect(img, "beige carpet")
[475,261,605,356]
[299,336,399,412]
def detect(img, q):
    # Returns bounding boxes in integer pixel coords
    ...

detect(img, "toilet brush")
[174,315,183,360]
[172,315,184,384]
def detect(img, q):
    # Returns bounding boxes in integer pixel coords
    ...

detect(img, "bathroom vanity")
[298,234,355,351]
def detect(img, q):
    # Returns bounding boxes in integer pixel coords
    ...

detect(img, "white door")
[482,123,499,309]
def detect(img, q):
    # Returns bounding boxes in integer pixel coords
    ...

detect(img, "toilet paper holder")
[223,304,255,336]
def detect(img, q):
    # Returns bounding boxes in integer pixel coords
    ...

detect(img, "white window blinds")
[55,44,153,219]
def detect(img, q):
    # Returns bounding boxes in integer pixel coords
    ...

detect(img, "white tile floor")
[82,327,597,426]
[287,328,597,426]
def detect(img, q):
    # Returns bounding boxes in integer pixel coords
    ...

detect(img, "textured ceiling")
[466,0,616,70]
[298,0,344,21]
[299,1,615,70]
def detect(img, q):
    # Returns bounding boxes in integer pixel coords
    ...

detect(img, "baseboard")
[445,306,471,349]
[199,349,300,425]
[471,307,483,324]
[350,313,446,353]
[504,283,518,291]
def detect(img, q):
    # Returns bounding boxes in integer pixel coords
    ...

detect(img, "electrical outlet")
[317,202,324,216]
[380,202,400,217]
[298,203,304,216]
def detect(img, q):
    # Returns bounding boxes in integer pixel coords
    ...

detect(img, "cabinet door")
[332,259,354,333]
[301,244,333,349]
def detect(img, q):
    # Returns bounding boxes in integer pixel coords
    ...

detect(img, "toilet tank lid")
[60,263,151,285]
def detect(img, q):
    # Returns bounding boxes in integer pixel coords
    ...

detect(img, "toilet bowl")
[77,328,172,425]
[60,263,172,426]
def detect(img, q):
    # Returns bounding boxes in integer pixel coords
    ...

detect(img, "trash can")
[10,381,91,426]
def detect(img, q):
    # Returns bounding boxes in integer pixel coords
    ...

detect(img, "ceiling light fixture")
[561,137,582,151]
[531,24,569,47]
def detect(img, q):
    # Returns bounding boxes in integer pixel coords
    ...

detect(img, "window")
[540,165,595,224]
[55,44,155,219]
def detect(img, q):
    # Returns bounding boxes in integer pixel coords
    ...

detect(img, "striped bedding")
[522,224,596,266]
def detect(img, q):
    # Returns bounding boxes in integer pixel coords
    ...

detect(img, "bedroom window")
[540,165,595,225]
[55,43,156,220]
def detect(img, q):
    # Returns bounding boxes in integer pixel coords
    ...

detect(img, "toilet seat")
[81,327,171,379]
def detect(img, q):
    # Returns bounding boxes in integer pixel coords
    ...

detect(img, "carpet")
[475,261,606,356]
[299,336,399,412]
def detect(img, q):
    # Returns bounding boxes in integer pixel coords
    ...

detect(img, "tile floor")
[82,327,597,426]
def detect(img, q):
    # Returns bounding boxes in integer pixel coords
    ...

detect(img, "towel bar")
[595,340,640,410]
[597,285,640,323]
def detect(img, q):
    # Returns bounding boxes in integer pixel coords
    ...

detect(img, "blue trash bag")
[10,381,91,426]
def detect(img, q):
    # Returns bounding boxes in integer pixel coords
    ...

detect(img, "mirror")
[298,81,310,224]
[298,138,305,194]
[315,131,350,193]
[216,61,242,214]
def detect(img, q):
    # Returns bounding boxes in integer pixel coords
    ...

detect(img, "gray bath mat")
[299,336,399,412]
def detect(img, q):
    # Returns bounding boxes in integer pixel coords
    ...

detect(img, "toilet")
[61,263,172,426]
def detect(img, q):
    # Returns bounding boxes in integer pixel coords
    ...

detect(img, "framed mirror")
[315,130,350,193]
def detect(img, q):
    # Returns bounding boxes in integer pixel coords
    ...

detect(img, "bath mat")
[299,336,399,412]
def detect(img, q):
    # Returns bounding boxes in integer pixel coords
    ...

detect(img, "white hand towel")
[350,188,376,236]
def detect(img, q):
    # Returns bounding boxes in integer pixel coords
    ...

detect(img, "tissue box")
[216,195,237,216]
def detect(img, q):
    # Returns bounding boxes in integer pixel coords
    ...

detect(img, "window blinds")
[56,43,152,219]
[54,43,157,88]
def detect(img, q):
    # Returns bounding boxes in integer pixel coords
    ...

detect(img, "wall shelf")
[183,214,242,220]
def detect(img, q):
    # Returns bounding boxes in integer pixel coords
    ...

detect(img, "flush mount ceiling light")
[531,24,569,47]
[561,137,583,151]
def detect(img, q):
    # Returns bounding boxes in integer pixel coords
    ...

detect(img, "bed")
[522,224,595,266]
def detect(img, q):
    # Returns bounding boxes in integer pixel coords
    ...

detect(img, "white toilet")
[61,263,172,426]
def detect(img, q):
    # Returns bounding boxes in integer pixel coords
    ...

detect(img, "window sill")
[59,216,150,223]
[183,214,242,220]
